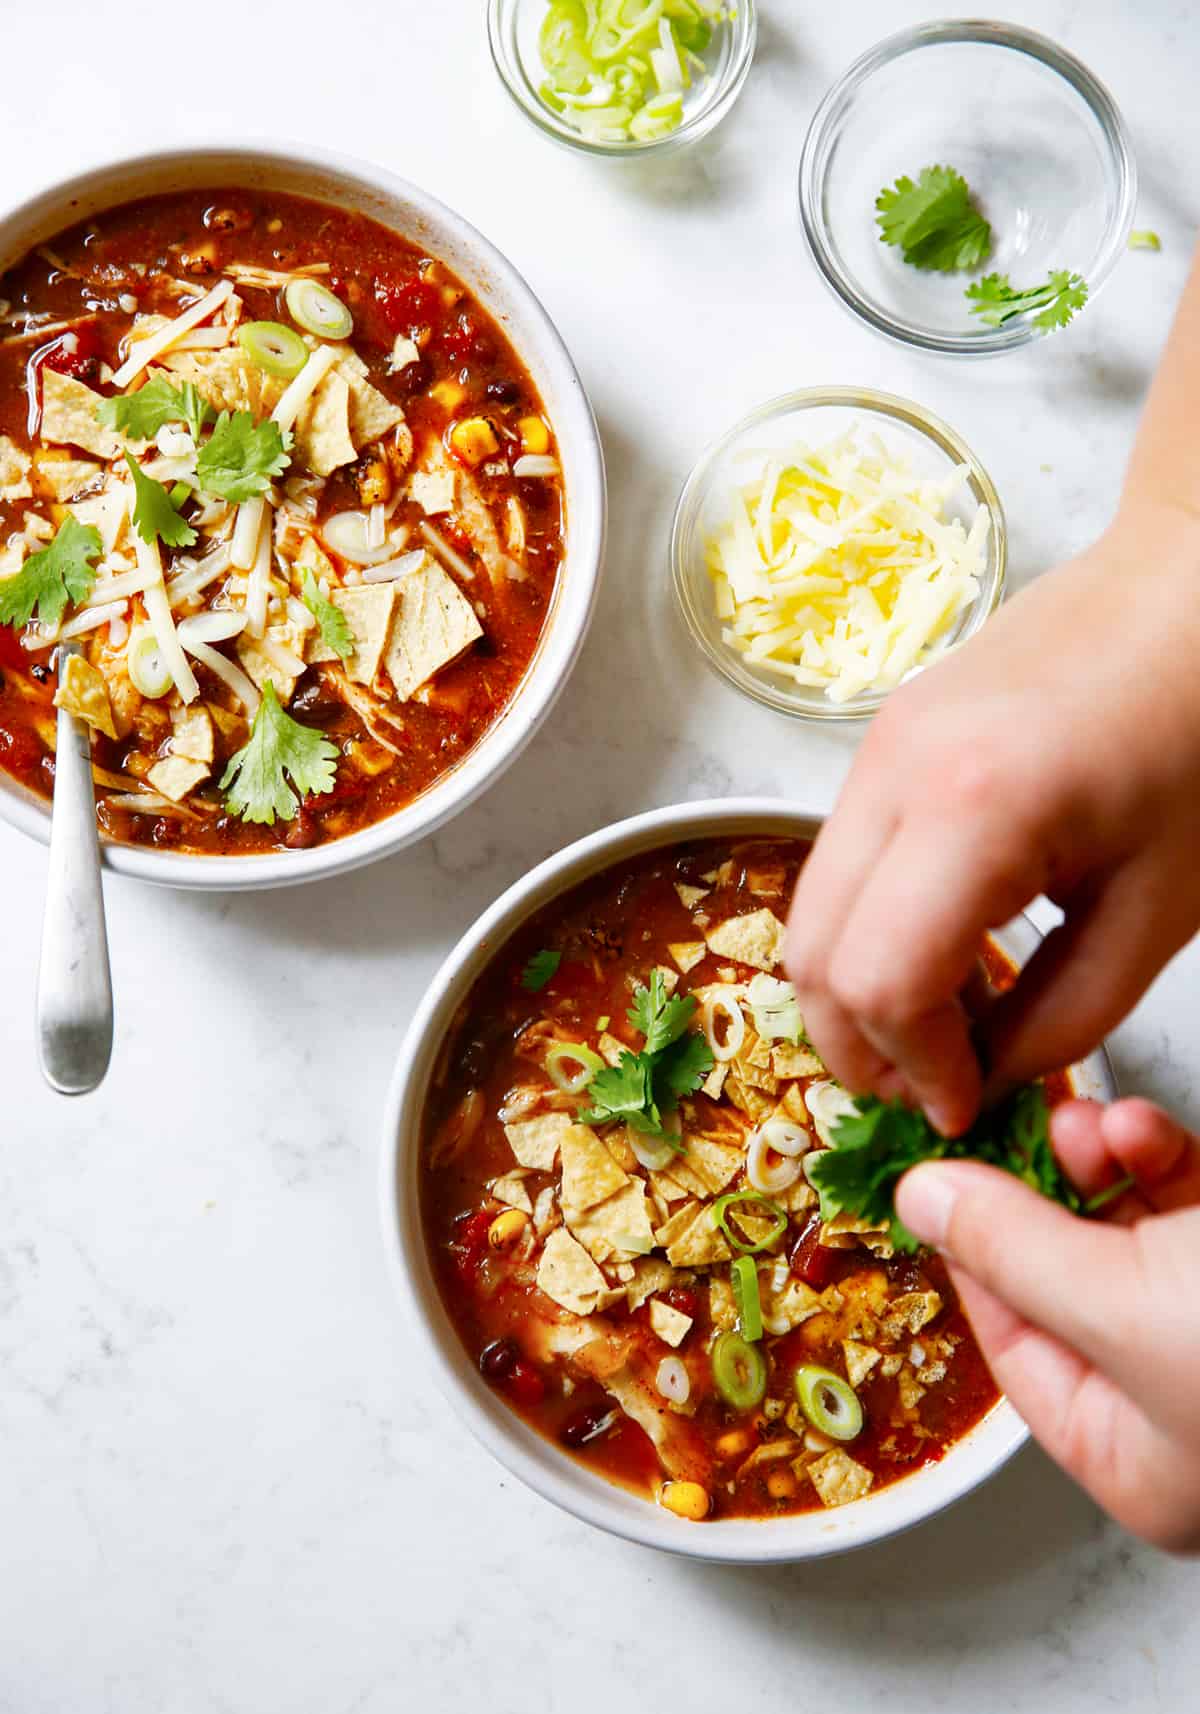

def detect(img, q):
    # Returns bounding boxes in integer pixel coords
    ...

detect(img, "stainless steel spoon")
[36,641,113,1094]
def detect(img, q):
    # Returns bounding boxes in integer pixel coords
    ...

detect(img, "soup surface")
[0,190,564,854]
[423,836,1067,1522]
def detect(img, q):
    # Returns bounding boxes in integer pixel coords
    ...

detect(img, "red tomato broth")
[0,189,564,855]
[421,835,1075,1521]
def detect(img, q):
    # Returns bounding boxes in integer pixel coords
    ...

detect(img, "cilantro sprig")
[126,452,197,549]
[808,1086,1128,1254]
[521,949,562,992]
[0,516,102,630]
[220,681,339,824]
[97,376,213,443]
[196,410,291,502]
[876,164,992,273]
[579,970,714,1141]
[299,568,354,661]
[965,269,1090,332]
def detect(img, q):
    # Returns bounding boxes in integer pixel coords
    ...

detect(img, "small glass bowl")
[671,388,1007,722]
[799,21,1137,355]
[487,0,757,159]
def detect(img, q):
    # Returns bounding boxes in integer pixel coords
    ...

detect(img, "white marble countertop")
[1,1,1198,1708]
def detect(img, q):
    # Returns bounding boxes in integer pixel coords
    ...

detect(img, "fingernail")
[896,1165,960,1253]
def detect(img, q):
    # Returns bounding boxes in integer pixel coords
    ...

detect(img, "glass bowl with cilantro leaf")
[488,0,757,158]
[799,21,1136,355]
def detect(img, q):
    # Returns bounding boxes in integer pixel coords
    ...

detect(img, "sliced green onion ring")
[285,278,353,341]
[126,622,173,699]
[730,1256,762,1342]
[710,1192,787,1255]
[793,1364,864,1443]
[545,1040,605,1095]
[237,320,309,379]
[711,1330,767,1410]
[702,991,744,1062]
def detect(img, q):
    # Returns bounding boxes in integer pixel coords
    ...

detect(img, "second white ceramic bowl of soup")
[0,143,605,890]
[380,795,1117,1562]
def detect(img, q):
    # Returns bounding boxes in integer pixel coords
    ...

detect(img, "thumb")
[896,1160,1145,1395]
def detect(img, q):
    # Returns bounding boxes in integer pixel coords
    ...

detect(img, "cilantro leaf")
[579,1051,657,1129]
[125,452,197,549]
[0,515,103,630]
[521,949,562,992]
[219,681,339,824]
[579,972,710,1141]
[299,568,354,661]
[807,1085,1090,1254]
[965,269,1089,333]
[195,410,291,502]
[653,1030,714,1106]
[876,165,992,273]
[628,968,696,1055]
[97,376,213,443]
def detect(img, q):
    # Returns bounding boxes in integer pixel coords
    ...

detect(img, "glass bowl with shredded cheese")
[671,388,1005,720]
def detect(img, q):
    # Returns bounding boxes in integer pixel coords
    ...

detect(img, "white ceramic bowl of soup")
[0,143,605,890]
[380,795,1118,1563]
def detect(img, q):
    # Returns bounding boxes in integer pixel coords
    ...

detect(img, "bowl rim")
[670,386,1007,722]
[0,140,606,891]
[797,18,1138,356]
[378,794,1117,1563]
[486,0,758,159]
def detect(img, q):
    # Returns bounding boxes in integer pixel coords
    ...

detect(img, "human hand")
[783,520,1200,1136]
[896,1096,1200,1553]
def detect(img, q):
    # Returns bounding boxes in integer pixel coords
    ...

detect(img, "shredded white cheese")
[704,429,990,704]
[272,344,338,434]
[130,526,200,703]
[109,278,234,390]
[244,506,273,638]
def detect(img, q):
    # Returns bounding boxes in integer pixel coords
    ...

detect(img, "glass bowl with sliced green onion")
[799,21,1136,355]
[671,388,1006,722]
[487,0,757,158]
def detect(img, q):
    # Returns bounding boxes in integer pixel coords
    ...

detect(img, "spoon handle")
[36,646,113,1095]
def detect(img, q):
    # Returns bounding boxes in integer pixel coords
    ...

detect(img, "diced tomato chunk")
[32,322,104,383]
[503,1359,546,1409]
[373,274,441,335]
[789,1214,840,1289]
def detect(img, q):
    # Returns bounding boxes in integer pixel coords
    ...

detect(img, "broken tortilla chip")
[535,1228,609,1315]
[489,1172,533,1215]
[564,1179,655,1264]
[705,908,787,972]
[54,653,117,740]
[668,941,707,974]
[504,1111,573,1171]
[39,369,120,460]
[34,455,102,502]
[675,883,709,909]
[383,554,482,701]
[170,703,214,764]
[649,1298,693,1347]
[293,369,356,477]
[663,1203,732,1268]
[0,434,32,501]
[806,1448,874,1509]
[147,754,209,802]
[308,582,396,684]
[559,1123,629,1210]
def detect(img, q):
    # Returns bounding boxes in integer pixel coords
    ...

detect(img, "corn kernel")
[488,1209,528,1250]
[714,1428,753,1460]
[429,379,466,412]
[449,416,500,466]
[518,415,550,455]
[658,1480,710,1522]
[766,1467,797,1501]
